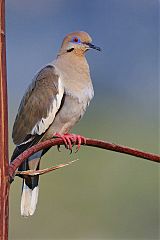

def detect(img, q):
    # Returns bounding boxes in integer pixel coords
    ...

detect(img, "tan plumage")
[12,66,60,145]
[11,31,100,216]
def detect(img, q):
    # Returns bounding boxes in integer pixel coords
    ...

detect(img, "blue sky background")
[6,0,159,239]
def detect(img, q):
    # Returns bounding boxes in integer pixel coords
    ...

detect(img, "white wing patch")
[31,78,64,135]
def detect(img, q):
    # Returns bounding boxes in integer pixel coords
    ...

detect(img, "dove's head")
[58,31,101,56]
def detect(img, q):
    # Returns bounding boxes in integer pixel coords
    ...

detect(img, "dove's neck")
[52,53,94,103]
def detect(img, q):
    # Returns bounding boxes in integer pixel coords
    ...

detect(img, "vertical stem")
[0,0,9,239]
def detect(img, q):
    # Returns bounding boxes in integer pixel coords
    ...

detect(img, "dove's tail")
[21,176,39,217]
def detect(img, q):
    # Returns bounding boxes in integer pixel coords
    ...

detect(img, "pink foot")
[74,134,86,151]
[54,133,86,152]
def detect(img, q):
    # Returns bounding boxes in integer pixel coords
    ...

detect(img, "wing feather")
[12,65,64,145]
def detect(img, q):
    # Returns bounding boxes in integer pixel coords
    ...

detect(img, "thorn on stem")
[1,30,5,36]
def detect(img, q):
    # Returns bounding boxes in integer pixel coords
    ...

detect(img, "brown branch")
[16,159,78,176]
[9,137,160,182]
[0,0,9,239]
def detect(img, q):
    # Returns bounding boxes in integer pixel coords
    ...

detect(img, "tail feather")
[29,186,39,215]
[21,181,39,217]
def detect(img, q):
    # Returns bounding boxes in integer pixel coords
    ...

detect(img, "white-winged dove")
[11,31,101,217]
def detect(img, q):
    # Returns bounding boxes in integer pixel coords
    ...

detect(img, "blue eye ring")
[71,36,81,43]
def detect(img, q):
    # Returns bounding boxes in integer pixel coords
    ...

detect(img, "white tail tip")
[21,182,39,217]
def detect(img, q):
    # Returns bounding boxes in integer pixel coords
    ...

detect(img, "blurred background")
[6,0,159,239]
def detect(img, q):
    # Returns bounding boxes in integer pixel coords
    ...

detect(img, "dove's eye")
[72,37,81,43]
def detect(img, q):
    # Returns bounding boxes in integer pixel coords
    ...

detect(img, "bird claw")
[75,135,86,153]
[54,133,86,153]
[54,133,73,151]
[57,145,61,152]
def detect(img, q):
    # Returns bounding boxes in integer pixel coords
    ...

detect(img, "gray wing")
[12,65,64,145]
